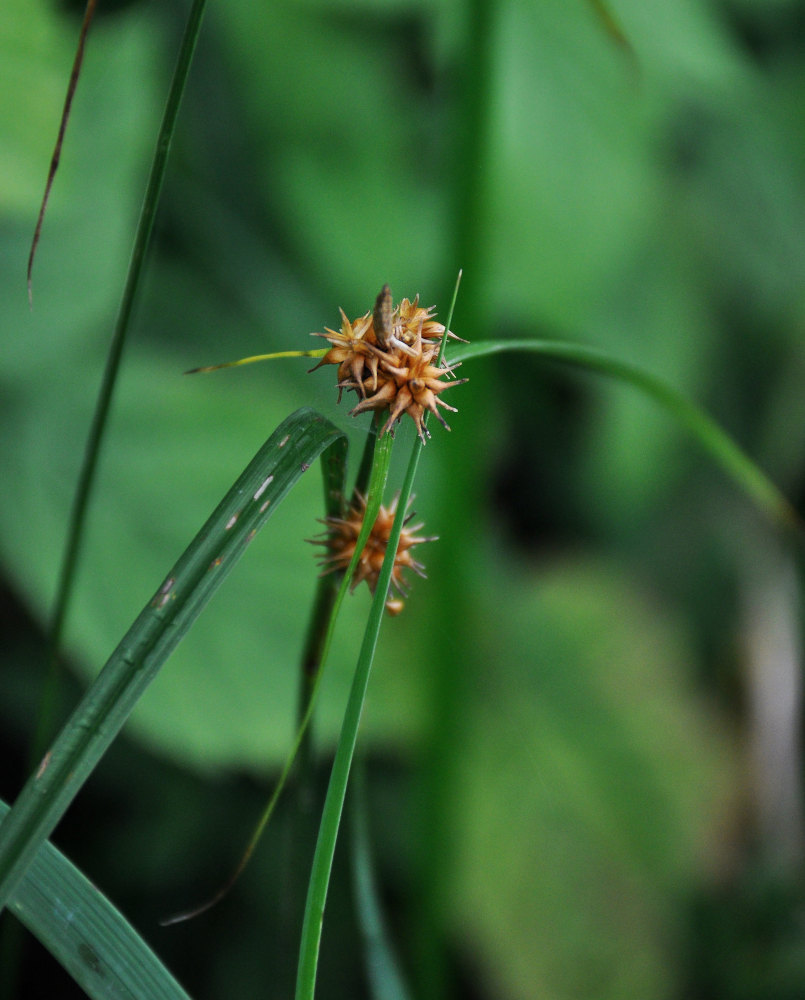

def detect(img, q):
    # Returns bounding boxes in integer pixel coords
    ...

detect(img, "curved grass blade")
[2,799,190,1000]
[453,339,800,532]
[0,407,345,913]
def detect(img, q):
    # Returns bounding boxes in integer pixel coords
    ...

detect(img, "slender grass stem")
[298,421,379,715]
[295,427,421,1000]
[295,279,462,1000]
[34,0,208,764]
[350,759,410,1000]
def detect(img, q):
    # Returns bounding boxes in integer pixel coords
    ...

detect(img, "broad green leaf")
[0,408,345,911]
[481,0,744,331]
[212,0,447,304]
[2,800,190,1000]
[447,558,738,1000]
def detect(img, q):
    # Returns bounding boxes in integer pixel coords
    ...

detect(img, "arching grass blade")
[454,339,800,532]
[0,407,345,912]
[2,801,190,1000]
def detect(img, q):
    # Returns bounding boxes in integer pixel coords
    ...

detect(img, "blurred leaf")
[454,339,799,531]
[211,0,448,305]
[0,336,431,770]
[350,764,411,1000]
[447,557,737,1000]
[0,0,429,770]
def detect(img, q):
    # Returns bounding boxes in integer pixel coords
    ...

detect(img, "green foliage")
[448,559,736,1000]
[2,800,190,1000]
[0,408,346,911]
[2,0,804,997]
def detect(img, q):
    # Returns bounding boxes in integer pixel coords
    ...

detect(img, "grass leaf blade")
[350,764,411,1000]
[38,0,209,771]
[0,407,345,912]
[3,800,190,1000]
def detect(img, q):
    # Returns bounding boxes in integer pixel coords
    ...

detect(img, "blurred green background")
[2,0,805,996]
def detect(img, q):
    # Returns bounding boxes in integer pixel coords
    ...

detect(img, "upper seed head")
[311,287,467,442]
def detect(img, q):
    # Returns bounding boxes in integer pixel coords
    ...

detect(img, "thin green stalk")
[35,0,207,761]
[350,760,410,1000]
[295,280,462,1000]
[296,428,420,1000]
[298,421,379,715]
[254,425,394,852]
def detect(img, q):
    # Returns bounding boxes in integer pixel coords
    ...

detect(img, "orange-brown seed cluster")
[310,287,467,442]
[312,493,435,615]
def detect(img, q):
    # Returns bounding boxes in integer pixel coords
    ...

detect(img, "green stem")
[295,282,462,1000]
[350,759,410,1000]
[295,430,406,1000]
[34,0,208,763]
[298,422,378,718]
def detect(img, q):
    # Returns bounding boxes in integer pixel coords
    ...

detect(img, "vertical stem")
[414,0,496,994]
[295,429,400,1000]
[295,285,462,1000]
[33,0,208,765]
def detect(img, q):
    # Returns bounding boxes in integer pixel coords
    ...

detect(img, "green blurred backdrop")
[2,0,805,996]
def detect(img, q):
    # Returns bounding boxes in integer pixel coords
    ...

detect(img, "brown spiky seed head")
[311,493,435,615]
[310,288,467,441]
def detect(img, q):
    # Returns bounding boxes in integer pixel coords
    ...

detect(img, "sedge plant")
[2,3,804,999]
[0,272,801,999]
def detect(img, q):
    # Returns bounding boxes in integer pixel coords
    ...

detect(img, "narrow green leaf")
[160,422,388,927]
[39,0,208,770]
[454,339,800,531]
[2,800,190,1000]
[350,764,411,1000]
[0,407,345,912]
